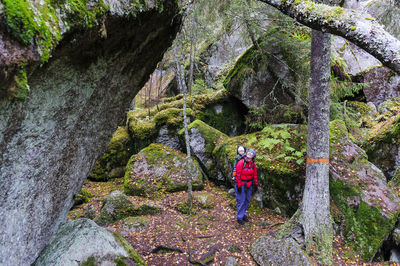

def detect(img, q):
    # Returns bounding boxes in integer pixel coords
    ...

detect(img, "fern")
[248,135,258,145]
[260,138,282,150]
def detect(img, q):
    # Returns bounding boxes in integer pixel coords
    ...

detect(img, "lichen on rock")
[33,218,146,266]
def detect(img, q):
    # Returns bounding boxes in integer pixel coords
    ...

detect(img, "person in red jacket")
[235,148,258,225]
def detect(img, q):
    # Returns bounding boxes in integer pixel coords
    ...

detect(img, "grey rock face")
[0,2,181,265]
[250,236,313,266]
[156,125,182,150]
[34,218,134,266]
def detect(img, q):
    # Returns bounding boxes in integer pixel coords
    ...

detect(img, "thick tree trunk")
[257,0,400,74]
[301,29,333,263]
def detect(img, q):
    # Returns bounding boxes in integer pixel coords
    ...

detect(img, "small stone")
[225,256,238,266]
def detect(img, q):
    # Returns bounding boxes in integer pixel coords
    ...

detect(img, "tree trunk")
[301,29,333,264]
[257,0,400,74]
[174,40,193,208]
[148,72,153,116]
[188,15,195,94]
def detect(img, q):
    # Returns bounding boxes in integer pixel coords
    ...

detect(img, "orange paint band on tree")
[306,157,329,163]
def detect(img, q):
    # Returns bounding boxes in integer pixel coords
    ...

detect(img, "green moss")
[115,257,128,266]
[2,0,61,62]
[195,102,245,135]
[88,126,132,181]
[79,256,96,266]
[330,178,397,260]
[113,232,146,266]
[124,144,204,198]
[223,46,258,91]
[182,119,227,154]
[213,125,307,216]
[72,188,93,208]
[13,64,30,100]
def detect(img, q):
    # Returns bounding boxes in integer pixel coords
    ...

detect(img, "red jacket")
[236,158,258,188]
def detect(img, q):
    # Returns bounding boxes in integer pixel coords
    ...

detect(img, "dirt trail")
[69,179,367,265]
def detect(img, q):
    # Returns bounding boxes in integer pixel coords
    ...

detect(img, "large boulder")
[361,98,400,179]
[34,218,145,266]
[88,126,133,181]
[126,91,246,154]
[95,190,161,225]
[0,0,181,264]
[249,236,313,265]
[179,119,228,183]
[124,143,204,197]
[213,124,307,216]
[332,0,400,107]
[95,191,137,226]
[330,120,400,260]
[223,29,309,124]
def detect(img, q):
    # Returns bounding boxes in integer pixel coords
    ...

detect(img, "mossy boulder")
[213,124,307,216]
[194,193,216,209]
[121,217,150,233]
[88,126,133,181]
[224,28,309,124]
[34,218,145,266]
[124,143,204,197]
[329,119,400,260]
[361,98,400,179]
[72,188,94,208]
[95,191,137,226]
[0,0,182,264]
[126,91,246,153]
[95,191,161,226]
[179,119,228,183]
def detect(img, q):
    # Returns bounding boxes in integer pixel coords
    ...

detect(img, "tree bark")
[174,40,193,208]
[257,0,400,74]
[188,15,195,94]
[301,29,333,263]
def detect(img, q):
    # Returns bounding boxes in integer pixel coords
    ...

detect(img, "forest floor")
[69,179,391,265]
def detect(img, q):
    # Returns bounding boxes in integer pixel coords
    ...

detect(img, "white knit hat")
[238,146,245,152]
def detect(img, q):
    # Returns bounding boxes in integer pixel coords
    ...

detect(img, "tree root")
[187,243,223,265]
[151,245,184,254]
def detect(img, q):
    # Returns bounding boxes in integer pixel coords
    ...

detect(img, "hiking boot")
[237,219,245,225]
[243,216,249,222]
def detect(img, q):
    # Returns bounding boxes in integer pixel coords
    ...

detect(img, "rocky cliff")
[0,0,181,265]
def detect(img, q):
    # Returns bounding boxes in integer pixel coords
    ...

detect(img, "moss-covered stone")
[1,0,111,63]
[124,143,204,198]
[194,193,215,209]
[125,91,245,154]
[329,119,400,260]
[88,126,132,181]
[121,217,150,232]
[213,124,307,216]
[113,232,146,266]
[73,188,93,208]
[178,119,228,182]
[95,191,137,226]
[360,98,400,179]
[223,27,310,125]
